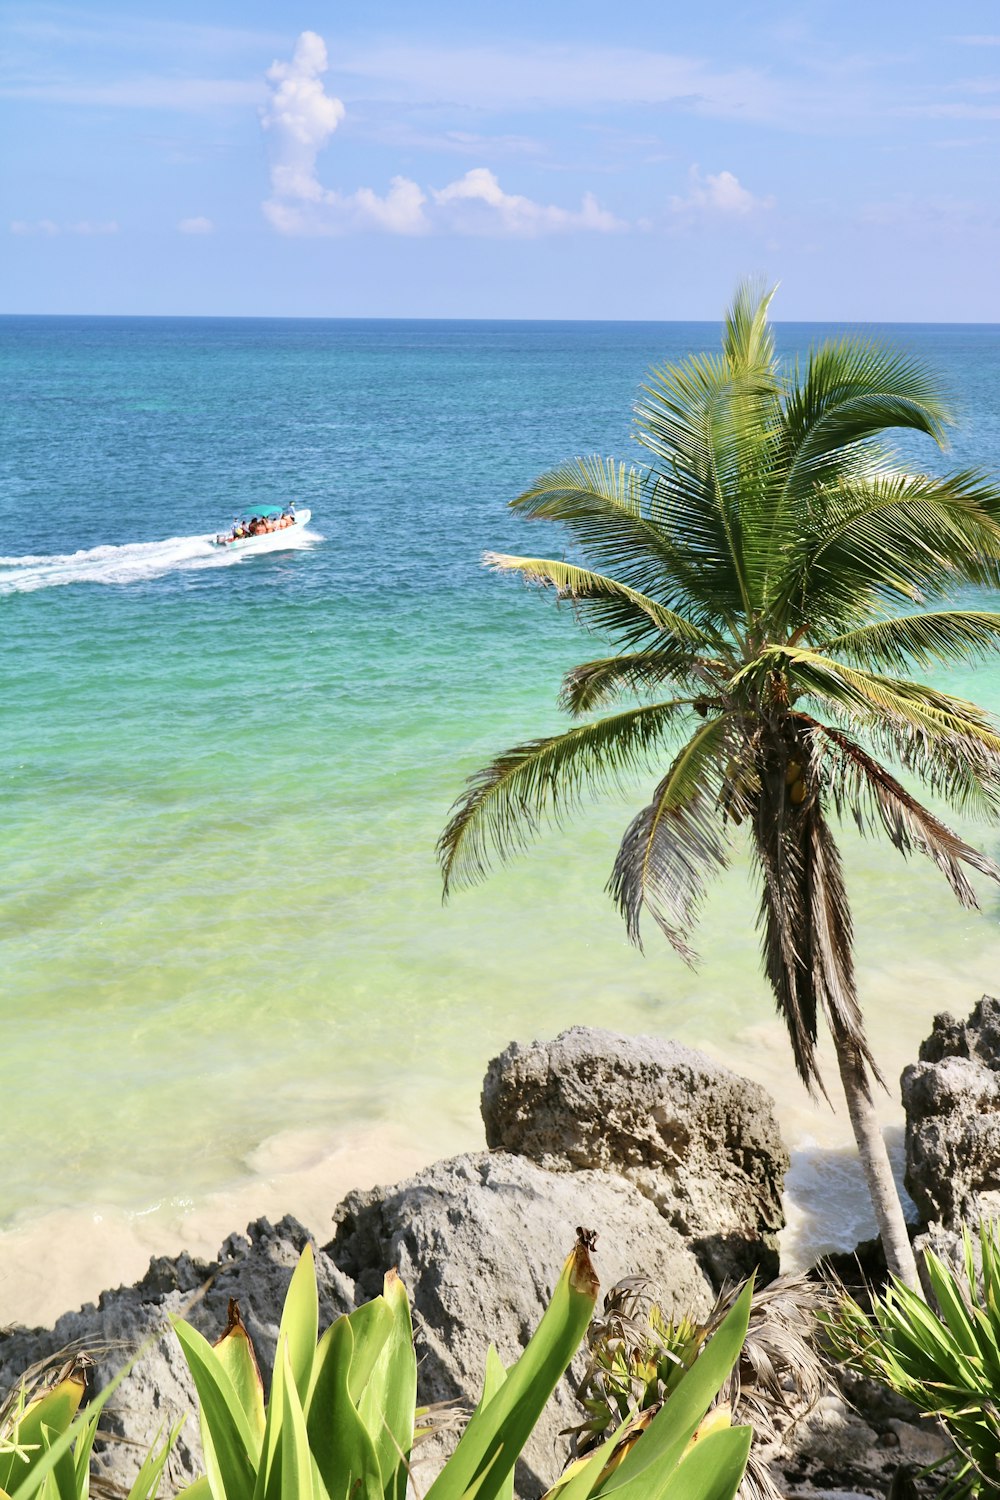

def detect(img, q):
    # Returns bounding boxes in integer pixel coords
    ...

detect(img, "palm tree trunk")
[833,1032,920,1291]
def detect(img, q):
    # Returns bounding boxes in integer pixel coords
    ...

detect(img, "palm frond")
[750,645,1000,752]
[775,470,1000,629]
[607,714,735,961]
[438,700,688,894]
[753,768,877,1093]
[483,553,717,649]
[822,610,1000,674]
[508,458,727,626]
[722,278,779,377]
[808,718,1000,905]
[780,338,952,487]
[559,652,723,715]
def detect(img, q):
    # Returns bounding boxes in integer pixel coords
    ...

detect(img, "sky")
[3,1,1000,319]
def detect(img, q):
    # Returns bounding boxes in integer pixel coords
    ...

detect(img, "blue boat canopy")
[234,505,289,520]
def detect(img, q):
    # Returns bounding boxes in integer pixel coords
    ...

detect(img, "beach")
[4,315,1000,1329]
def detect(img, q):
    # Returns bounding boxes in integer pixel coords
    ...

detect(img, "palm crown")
[439,283,1000,1100]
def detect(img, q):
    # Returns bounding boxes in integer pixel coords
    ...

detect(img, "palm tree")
[438,283,1000,1291]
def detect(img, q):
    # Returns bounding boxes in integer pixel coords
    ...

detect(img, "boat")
[212,505,312,549]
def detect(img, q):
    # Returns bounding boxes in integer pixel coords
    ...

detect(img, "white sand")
[0,1122,445,1330]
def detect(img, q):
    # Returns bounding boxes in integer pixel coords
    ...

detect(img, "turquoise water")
[4,316,1000,1301]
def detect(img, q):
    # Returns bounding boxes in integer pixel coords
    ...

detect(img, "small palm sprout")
[439,281,1000,1290]
[565,1274,830,1500]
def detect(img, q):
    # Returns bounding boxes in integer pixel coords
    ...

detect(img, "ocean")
[3,315,1000,1322]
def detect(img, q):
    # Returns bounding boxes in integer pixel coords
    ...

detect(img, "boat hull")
[212,509,312,549]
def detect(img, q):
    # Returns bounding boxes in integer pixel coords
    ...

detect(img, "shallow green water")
[3,316,1000,1284]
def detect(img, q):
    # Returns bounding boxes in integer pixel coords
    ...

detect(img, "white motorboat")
[212,506,312,549]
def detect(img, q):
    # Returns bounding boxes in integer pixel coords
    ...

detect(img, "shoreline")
[0,1085,907,1332]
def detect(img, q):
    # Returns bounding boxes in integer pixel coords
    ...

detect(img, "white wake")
[0,526,319,595]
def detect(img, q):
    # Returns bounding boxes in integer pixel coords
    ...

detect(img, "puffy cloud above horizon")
[178,216,214,234]
[260,32,623,238]
[669,167,774,218]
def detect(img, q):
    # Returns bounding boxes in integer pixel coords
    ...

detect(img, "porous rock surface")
[903,995,1000,1228]
[0,1028,791,1497]
[327,1149,715,1494]
[482,1027,789,1283]
[0,1216,352,1493]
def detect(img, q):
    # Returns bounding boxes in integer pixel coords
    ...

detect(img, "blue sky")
[3,1,1000,319]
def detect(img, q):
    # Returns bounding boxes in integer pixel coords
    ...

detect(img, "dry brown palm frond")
[569,1272,834,1500]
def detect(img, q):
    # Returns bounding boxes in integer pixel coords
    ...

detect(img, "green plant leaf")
[305,1317,381,1500]
[212,1306,265,1458]
[597,1280,753,1496]
[357,1272,416,1500]
[277,1244,319,1405]
[342,1299,393,1407]
[173,1319,257,1500]
[125,1419,185,1500]
[279,1345,315,1500]
[0,1377,85,1493]
[425,1235,600,1500]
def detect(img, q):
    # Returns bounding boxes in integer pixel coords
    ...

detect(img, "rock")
[481,1027,789,1284]
[326,1149,715,1494]
[770,1392,945,1500]
[903,997,1000,1228]
[0,1217,353,1494]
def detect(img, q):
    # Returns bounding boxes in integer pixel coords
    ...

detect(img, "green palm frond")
[559,652,724,715]
[808,718,1000,905]
[822,610,1000,673]
[513,455,645,518]
[722,278,779,376]
[508,458,726,624]
[438,700,690,894]
[749,645,1000,751]
[607,714,735,960]
[483,553,717,649]
[780,339,951,483]
[775,470,1000,628]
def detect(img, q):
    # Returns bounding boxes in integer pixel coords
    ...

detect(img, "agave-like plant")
[0,1352,179,1500]
[439,280,1000,1290]
[830,1220,1000,1497]
[567,1273,829,1500]
[171,1233,756,1500]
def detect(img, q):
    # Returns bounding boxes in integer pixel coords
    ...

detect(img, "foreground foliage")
[570,1273,828,1500]
[830,1220,1000,1496]
[0,1354,178,1500]
[439,280,1000,1287]
[0,1235,756,1500]
[172,1236,754,1500]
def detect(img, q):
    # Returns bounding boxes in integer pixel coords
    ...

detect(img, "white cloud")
[10,218,118,235]
[178,216,214,234]
[259,31,427,236]
[261,33,622,238]
[670,167,774,217]
[433,168,624,236]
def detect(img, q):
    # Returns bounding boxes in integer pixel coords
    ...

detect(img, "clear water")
[3,316,1000,1307]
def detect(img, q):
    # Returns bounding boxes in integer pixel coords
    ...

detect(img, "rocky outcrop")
[482,1027,789,1283]
[903,995,1000,1229]
[0,1027,791,1497]
[328,1150,715,1494]
[0,1216,352,1493]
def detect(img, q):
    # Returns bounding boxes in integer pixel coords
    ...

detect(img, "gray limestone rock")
[326,1149,714,1494]
[903,996,1000,1228]
[0,1216,353,1494]
[481,1027,789,1284]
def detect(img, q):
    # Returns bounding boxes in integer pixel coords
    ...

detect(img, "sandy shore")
[0,1070,914,1334]
[0,1121,447,1330]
